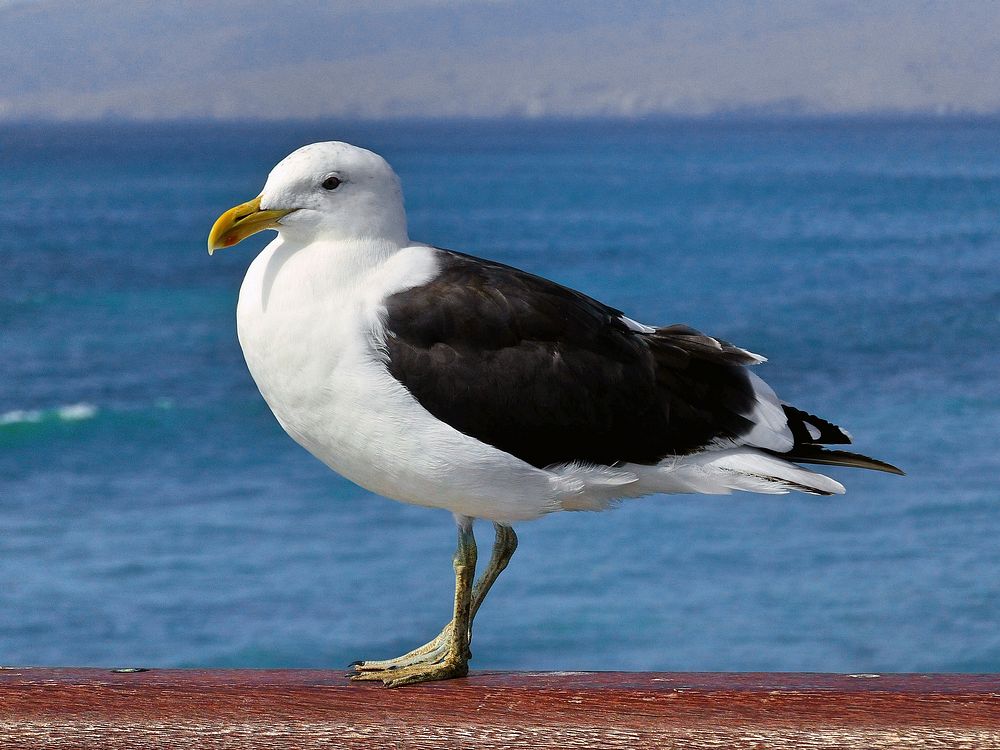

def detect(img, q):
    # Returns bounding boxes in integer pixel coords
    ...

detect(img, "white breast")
[235,237,563,522]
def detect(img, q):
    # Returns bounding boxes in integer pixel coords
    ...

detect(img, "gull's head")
[208,141,408,254]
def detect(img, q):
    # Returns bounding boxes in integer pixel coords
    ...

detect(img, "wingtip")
[773,446,905,476]
[852,454,906,476]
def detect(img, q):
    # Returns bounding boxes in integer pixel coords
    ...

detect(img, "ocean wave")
[0,403,99,426]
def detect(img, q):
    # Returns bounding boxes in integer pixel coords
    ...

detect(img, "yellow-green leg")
[471,523,517,621]
[351,519,477,687]
[350,521,517,687]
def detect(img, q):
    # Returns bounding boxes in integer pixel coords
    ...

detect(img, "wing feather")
[382,250,762,469]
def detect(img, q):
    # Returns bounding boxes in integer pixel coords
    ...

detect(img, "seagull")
[208,141,901,687]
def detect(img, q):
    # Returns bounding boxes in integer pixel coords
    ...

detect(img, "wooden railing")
[0,669,997,748]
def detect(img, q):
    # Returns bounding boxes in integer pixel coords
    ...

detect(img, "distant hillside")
[2,0,999,120]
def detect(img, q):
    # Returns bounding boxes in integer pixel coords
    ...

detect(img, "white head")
[208,141,409,253]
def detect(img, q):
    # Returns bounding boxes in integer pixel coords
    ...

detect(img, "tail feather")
[711,449,846,495]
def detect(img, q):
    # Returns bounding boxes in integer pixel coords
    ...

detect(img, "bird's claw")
[349,621,470,685]
[349,658,469,687]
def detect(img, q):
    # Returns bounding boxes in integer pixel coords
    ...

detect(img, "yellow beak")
[207,196,294,255]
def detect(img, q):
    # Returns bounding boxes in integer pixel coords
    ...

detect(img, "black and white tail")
[775,404,904,477]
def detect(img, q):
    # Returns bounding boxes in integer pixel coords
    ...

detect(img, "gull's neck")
[259,232,415,299]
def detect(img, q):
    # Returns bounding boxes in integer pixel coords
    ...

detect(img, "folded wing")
[381,249,823,470]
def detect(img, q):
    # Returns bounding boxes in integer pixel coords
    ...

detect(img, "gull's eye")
[321,175,342,191]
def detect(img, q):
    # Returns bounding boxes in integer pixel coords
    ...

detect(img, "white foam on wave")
[0,402,99,426]
[56,403,98,421]
[0,409,43,426]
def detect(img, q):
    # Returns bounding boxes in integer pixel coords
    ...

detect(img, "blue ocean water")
[1,119,998,673]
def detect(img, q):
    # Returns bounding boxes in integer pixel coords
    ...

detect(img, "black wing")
[381,249,762,469]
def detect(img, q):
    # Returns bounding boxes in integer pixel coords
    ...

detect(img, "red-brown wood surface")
[0,669,997,748]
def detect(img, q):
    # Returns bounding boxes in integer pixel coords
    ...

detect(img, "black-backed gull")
[208,141,901,687]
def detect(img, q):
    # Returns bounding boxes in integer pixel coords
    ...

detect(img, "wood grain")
[0,669,997,749]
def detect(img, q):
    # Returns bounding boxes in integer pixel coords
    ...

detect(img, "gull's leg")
[351,518,477,686]
[352,522,517,674]
[470,523,517,622]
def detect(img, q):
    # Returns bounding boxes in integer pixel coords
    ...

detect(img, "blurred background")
[1,1,998,672]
